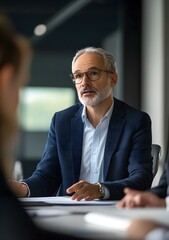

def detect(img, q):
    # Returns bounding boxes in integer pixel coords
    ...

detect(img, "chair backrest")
[151,144,161,177]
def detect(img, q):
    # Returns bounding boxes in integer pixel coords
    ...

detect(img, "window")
[19,87,75,131]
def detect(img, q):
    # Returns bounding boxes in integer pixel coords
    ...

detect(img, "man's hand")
[117,188,166,208]
[8,180,28,197]
[66,180,102,201]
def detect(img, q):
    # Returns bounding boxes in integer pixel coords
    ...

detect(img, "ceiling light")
[34,24,47,36]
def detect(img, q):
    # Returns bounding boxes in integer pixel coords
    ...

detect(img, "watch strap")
[97,183,105,199]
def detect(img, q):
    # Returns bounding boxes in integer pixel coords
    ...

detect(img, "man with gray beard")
[11,47,153,201]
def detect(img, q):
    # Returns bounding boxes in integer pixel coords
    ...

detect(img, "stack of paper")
[19,196,116,206]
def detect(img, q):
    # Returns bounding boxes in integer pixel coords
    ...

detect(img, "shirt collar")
[81,99,114,123]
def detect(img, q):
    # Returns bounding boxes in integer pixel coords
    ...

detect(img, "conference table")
[19,196,169,240]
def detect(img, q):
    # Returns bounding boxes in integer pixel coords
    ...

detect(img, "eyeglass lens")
[74,69,100,82]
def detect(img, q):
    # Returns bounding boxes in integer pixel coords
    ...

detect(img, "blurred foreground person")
[0,14,88,240]
[117,152,169,239]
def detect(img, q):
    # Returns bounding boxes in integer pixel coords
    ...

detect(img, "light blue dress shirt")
[79,102,114,185]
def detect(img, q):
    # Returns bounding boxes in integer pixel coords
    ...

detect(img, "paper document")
[84,208,169,232]
[19,196,116,206]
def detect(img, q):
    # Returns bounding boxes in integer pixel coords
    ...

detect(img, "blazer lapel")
[104,99,127,179]
[71,107,84,183]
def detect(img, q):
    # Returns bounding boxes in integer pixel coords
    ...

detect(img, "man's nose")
[81,73,91,85]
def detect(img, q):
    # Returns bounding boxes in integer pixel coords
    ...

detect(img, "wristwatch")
[97,183,105,199]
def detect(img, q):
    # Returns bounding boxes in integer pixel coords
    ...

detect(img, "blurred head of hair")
[0,14,32,179]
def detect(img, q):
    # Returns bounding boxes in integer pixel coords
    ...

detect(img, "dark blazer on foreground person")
[24,98,153,200]
[150,152,169,198]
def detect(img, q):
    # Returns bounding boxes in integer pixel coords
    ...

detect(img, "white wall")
[141,0,165,185]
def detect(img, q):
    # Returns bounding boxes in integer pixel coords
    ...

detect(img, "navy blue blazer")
[24,98,153,200]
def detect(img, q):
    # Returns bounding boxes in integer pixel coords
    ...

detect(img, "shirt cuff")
[20,181,30,197]
[103,186,110,199]
[145,228,169,240]
[166,196,169,210]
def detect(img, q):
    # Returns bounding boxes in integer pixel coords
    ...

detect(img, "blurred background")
[1,0,168,185]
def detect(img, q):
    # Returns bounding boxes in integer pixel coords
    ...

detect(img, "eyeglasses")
[69,68,114,84]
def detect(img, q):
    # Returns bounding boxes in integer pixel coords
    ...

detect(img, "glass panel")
[18,87,75,131]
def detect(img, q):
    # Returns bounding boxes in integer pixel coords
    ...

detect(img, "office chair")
[151,144,161,177]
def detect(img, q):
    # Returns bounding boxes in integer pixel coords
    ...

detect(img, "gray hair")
[71,46,118,73]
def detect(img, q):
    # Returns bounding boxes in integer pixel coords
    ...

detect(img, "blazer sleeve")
[23,114,62,196]
[103,109,153,200]
[150,170,168,198]
[150,154,169,198]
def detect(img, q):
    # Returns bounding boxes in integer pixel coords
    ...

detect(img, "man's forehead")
[73,52,105,71]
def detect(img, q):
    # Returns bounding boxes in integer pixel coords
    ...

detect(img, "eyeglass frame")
[69,68,114,85]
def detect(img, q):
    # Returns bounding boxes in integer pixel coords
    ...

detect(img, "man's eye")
[90,71,99,76]
[75,73,83,79]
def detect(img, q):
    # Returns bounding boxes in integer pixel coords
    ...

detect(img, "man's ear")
[111,73,118,87]
[0,65,14,89]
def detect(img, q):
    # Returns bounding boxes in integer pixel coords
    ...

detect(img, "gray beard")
[78,80,113,107]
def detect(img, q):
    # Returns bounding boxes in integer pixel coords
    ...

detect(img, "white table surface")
[25,204,125,239]
[23,199,169,240]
